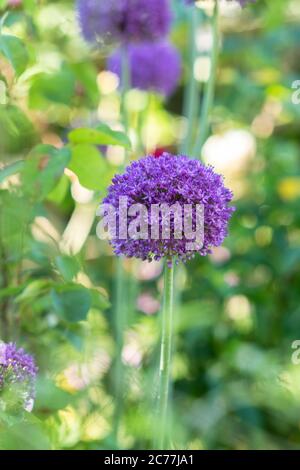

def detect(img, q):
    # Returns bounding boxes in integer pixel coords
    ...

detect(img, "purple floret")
[107,41,181,97]
[0,342,38,412]
[77,0,172,45]
[102,153,235,263]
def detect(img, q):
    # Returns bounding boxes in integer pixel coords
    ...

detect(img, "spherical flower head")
[0,342,38,413]
[102,153,235,263]
[76,0,172,45]
[107,41,181,98]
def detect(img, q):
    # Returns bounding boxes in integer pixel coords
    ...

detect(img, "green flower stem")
[181,6,201,155]
[113,45,131,444]
[121,45,130,157]
[112,256,127,441]
[0,240,9,342]
[156,257,175,450]
[192,1,219,158]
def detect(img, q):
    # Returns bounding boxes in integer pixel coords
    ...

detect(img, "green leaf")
[0,105,36,154]
[55,255,80,282]
[51,284,92,322]
[0,284,25,301]
[29,67,76,108]
[0,190,33,254]
[68,123,131,149]
[2,12,24,28]
[15,279,50,303]
[0,34,28,76]
[68,144,111,190]
[71,61,100,106]
[47,174,70,204]
[60,323,85,351]
[0,160,24,184]
[35,377,73,412]
[0,413,50,450]
[21,145,71,200]
[90,288,110,311]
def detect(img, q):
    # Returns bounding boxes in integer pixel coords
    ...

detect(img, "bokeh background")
[1,0,300,450]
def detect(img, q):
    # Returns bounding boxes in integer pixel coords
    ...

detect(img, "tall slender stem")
[121,45,130,163]
[0,240,9,342]
[112,256,127,441]
[113,45,130,444]
[155,258,175,450]
[192,1,219,158]
[181,6,201,155]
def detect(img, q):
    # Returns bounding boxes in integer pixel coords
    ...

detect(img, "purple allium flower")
[238,0,257,6]
[237,0,257,6]
[0,342,37,412]
[76,0,172,45]
[102,153,235,263]
[107,41,181,97]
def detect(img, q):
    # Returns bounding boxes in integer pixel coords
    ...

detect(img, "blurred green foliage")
[0,0,300,450]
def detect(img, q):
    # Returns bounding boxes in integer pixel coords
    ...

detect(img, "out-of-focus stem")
[0,240,9,342]
[155,258,175,450]
[120,45,130,165]
[113,45,130,445]
[192,1,219,158]
[181,6,201,155]
[112,256,127,441]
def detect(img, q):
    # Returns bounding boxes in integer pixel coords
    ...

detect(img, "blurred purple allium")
[102,153,235,262]
[238,0,257,6]
[107,41,181,97]
[76,0,172,45]
[0,342,37,412]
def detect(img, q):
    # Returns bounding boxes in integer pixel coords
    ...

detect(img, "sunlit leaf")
[21,145,71,200]
[68,144,111,190]
[51,284,92,322]
[68,124,131,149]
[0,34,28,76]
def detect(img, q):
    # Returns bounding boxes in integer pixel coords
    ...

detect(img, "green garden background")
[1,0,300,450]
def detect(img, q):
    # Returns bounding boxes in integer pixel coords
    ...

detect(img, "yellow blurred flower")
[278,177,300,201]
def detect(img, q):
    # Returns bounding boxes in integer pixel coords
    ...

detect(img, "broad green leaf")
[2,12,24,28]
[0,190,33,254]
[55,255,80,282]
[90,288,110,311]
[29,67,76,108]
[47,174,70,204]
[0,105,36,154]
[0,284,25,301]
[68,123,131,149]
[71,61,100,106]
[68,144,110,190]
[60,323,85,351]
[21,145,71,200]
[0,160,24,184]
[35,377,74,412]
[51,284,92,322]
[0,34,28,76]
[0,413,50,450]
[15,279,50,303]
